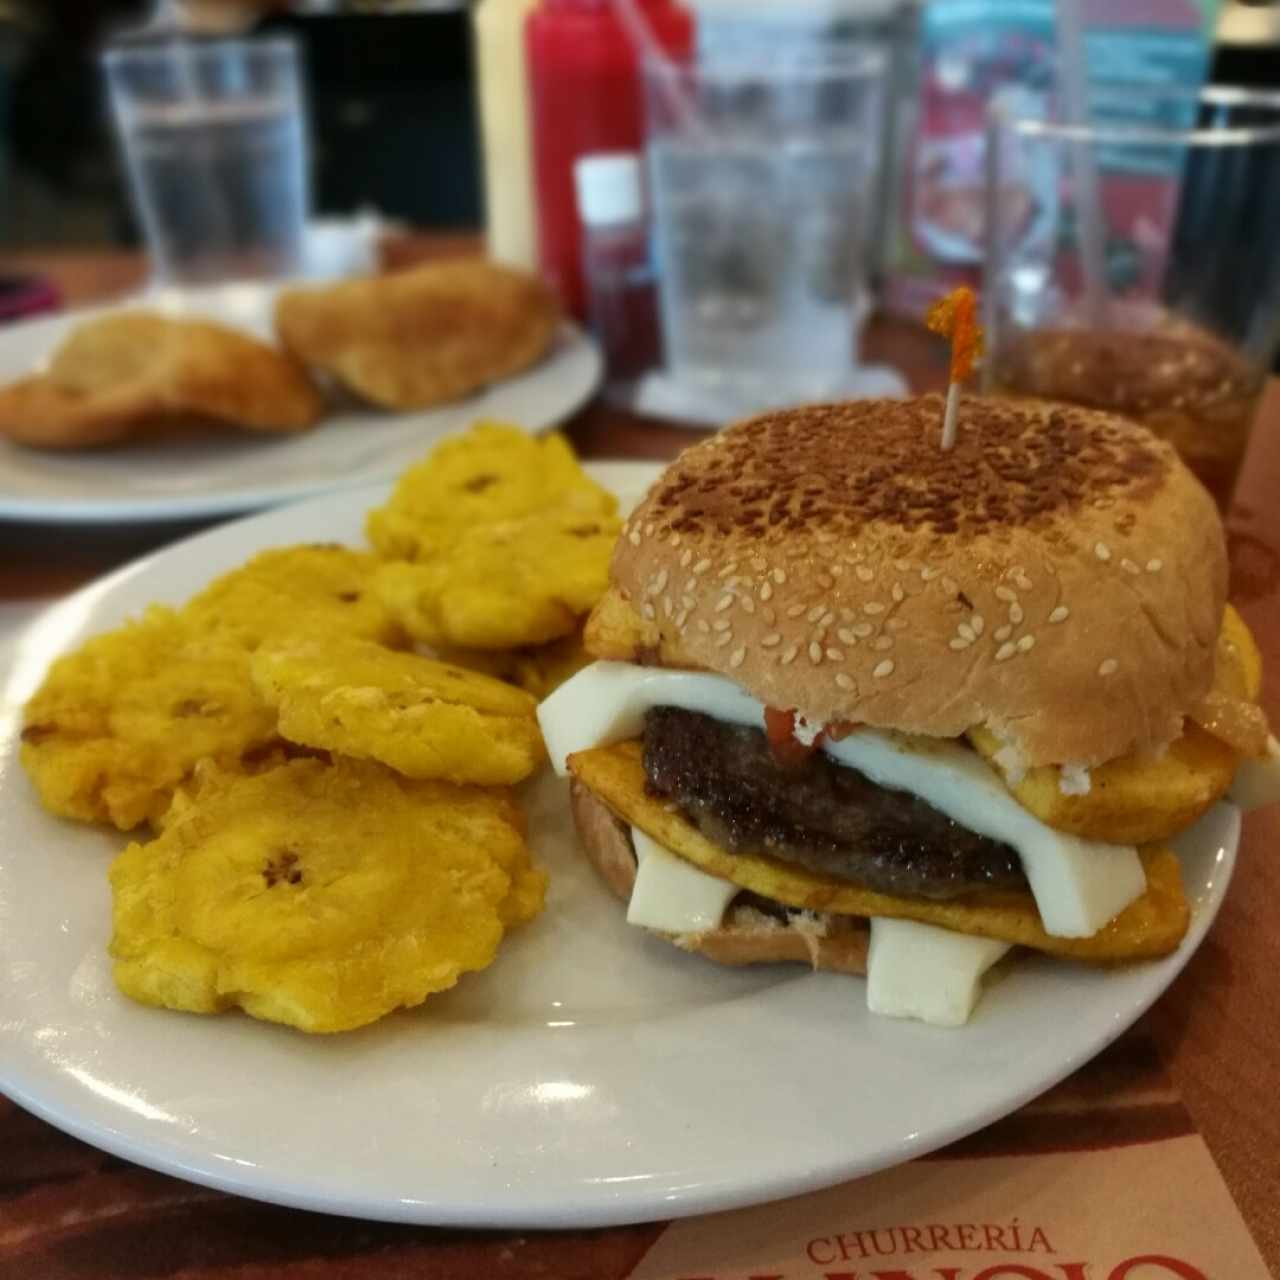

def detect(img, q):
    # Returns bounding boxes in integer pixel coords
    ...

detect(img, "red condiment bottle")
[526,0,693,319]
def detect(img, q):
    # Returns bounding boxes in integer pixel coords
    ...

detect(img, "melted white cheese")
[627,827,738,933]
[1228,734,1280,812]
[867,918,1011,1027]
[538,661,1147,938]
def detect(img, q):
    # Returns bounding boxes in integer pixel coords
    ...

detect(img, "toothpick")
[925,287,984,451]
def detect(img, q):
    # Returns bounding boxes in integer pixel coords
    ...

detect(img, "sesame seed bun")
[610,394,1226,768]
[570,779,869,975]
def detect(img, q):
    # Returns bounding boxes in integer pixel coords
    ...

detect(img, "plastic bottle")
[574,152,661,403]
[472,0,540,269]
[526,0,694,319]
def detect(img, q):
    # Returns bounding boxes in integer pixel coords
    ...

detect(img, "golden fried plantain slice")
[374,509,620,650]
[109,758,546,1032]
[366,423,618,563]
[568,740,1189,961]
[970,605,1265,843]
[20,607,276,831]
[251,638,545,785]
[183,544,403,652]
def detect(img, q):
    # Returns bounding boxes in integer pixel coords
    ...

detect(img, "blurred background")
[2,0,1274,252]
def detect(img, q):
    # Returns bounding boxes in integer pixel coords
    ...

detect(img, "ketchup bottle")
[526,0,694,319]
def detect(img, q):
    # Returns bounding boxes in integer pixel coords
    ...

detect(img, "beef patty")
[642,707,1027,900]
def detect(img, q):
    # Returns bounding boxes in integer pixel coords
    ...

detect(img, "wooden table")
[2,248,1279,1277]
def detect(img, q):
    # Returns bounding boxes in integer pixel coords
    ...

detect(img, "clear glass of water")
[643,48,887,408]
[103,36,309,286]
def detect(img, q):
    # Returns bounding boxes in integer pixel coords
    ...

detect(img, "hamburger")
[538,395,1279,1026]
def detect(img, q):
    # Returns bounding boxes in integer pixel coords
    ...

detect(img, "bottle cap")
[573,152,645,227]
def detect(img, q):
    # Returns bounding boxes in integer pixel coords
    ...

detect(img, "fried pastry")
[274,260,560,410]
[0,311,324,449]
[108,758,547,1033]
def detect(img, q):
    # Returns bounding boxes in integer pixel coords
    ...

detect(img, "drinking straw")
[1055,0,1108,326]
[611,0,703,136]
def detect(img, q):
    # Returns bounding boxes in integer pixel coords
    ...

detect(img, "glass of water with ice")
[644,48,887,410]
[103,36,308,286]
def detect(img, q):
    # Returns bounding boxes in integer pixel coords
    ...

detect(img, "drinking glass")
[103,36,309,286]
[983,86,1280,510]
[643,48,887,409]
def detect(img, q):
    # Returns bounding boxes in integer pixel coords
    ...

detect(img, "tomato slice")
[763,707,862,768]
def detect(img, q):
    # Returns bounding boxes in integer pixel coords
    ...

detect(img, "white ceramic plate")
[0,463,1239,1228]
[0,281,601,523]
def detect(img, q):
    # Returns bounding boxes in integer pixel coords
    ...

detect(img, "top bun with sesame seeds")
[608,393,1227,768]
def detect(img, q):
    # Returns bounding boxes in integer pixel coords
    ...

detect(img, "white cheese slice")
[1228,734,1280,812]
[626,827,738,933]
[539,661,1146,939]
[867,917,1012,1027]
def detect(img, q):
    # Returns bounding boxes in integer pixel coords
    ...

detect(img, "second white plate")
[0,281,601,522]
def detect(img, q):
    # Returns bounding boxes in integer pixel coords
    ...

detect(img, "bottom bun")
[569,779,868,975]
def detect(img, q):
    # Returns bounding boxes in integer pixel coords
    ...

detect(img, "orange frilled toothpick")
[925,286,984,451]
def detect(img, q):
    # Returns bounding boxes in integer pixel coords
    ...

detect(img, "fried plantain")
[109,758,546,1033]
[251,637,546,785]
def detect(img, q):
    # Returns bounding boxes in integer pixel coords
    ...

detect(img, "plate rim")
[0,466,1240,1228]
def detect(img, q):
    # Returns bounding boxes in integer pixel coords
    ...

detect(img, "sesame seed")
[830,564,844,577]
[995,585,1017,603]
[662,597,673,618]
[872,636,894,652]
[644,523,654,536]
[729,646,746,668]
[958,623,975,641]
[873,659,895,679]
[696,619,711,634]
[675,609,689,627]
[838,628,858,645]
[852,622,874,638]
[1099,658,1119,676]
[1017,635,1035,652]
[680,549,692,568]
[1048,605,1069,623]
[694,559,711,575]
[1014,573,1033,591]
[970,615,984,636]
[628,530,641,546]
[826,647,845,661]
[921,567,942,581]
[1009,602,1024,624]
[1095,542,1112,562]
[895,559,912,573]
[995,642,1016,662]
[642,602,656,621]
[718,562,738,579]
[941,576,958,594]
[670,534,681,548]
[949,637,971,651]
[1121,558,1140,575]
[715,631,734,648]
[806,604,825,623]
[781,644,799,665]
[715,595,734,613]
[740,596,756,614]
[820,611,836,628]
[683,594,696,609]
[856,566,875,583]
[836,673,855,690]
[809,642,824,664]
[713,618,731,632]
[773,568,787,584]
[787,603,807,619]
[864,602,886,615]
[1146,559,1163,573]
[892,583,905,603]
[652,569,669,594]
[762,632,782,647]
[760,581,774,602]
[994,624,1012,642]
[818,574,834,590]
